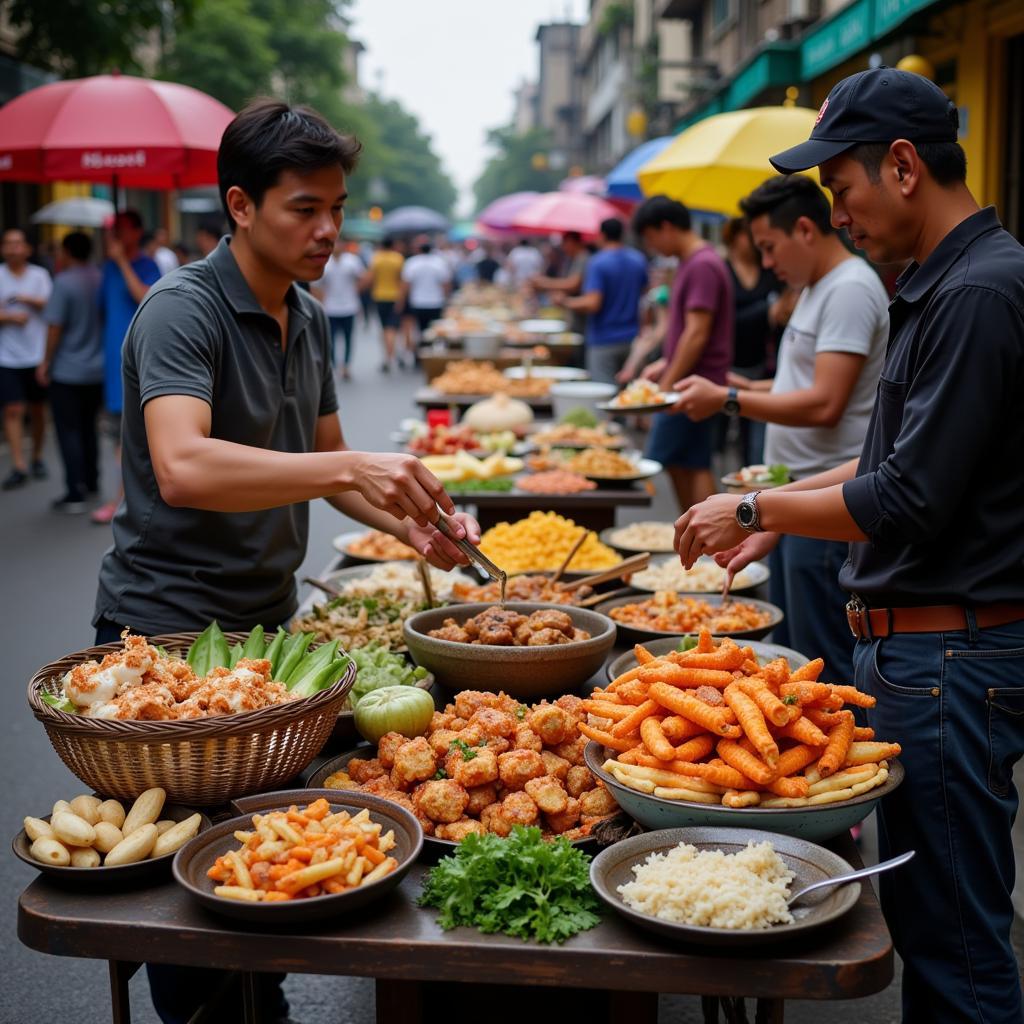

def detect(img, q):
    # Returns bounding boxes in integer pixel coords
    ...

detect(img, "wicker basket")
[27,632,356,806]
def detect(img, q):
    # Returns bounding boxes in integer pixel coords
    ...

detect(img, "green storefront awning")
[800,0,873,80]
[873,0,937,35]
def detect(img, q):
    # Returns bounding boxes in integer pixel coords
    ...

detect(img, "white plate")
[580,457,663,483]
[627,555,771,594]
[518,319,568,334]
[503,366,589,381]
[596,393,677,414]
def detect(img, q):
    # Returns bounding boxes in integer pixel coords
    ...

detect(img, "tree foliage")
[354,94,457,216]
[2,0,200,77]
[473,125,562,212]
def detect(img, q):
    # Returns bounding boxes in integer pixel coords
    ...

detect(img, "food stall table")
[419,349,556,383]
[18,828,892,1024]
[446,484,653,533]
[414,388,554,419]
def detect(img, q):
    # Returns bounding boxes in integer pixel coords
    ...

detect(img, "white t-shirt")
[0,263,53,368]
[153,246,178,277]
[402,253,450,309]
[506,244,544,286]
[317,251,364,316]
[764,257,889,479]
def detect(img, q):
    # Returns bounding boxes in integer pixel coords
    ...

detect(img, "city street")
[0,318,933,1024]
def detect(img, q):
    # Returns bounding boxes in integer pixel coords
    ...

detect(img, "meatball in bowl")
[403,602,616,698]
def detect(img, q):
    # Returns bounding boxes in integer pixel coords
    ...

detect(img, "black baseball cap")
[770,67,959,173]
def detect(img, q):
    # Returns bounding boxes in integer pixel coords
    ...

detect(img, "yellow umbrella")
[637,106,820,216]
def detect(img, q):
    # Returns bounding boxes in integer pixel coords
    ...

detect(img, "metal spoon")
[787,850,915,907]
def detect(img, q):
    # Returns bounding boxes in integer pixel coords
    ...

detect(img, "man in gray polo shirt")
[92,98,479,1024]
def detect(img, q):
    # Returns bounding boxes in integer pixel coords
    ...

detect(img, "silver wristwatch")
[735,490,763,533]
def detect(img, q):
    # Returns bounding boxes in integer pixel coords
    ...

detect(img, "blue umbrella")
[379,205,450,236]
[606,136,675,200]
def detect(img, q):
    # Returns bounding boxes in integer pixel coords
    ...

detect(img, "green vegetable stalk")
[419,826,601,943]
[273,631,314,682]
[264,628,287,676]
[285,639,339,690]
[42,692,78,713]
[240,624,266,660]
[228,642,243,668]
[290,657,350,699]
[187,621,232,676]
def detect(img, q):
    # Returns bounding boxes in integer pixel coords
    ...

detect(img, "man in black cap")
[672,67,1024,1024]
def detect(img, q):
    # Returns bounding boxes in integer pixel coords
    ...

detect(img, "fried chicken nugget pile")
[324,690,619,841]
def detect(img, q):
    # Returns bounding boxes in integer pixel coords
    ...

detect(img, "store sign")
[874,0,935,36]
[800,0,872,79]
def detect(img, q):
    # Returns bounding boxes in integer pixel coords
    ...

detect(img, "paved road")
[0,315,990,1023]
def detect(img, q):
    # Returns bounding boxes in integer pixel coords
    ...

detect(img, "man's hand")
[674,494,749,569]
[713,532,780,591]
[408,512,481,571]
[105,235,126,264]
[671,375,727,421]
[640,357,666,382]
[344,452,455,528]
[615,362,637,384]
[726,370,752,389]
[35,362,50,387]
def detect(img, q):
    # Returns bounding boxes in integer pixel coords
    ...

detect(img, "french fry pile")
[207,798,399,902]
[581,629,900,809]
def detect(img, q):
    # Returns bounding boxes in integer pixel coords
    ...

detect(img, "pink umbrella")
[507,191,624,240]
[476,191,540,231]
[0,73,233,191]
[559,174,606,196]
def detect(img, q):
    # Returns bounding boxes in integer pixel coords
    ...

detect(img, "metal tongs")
[435,510,507,591]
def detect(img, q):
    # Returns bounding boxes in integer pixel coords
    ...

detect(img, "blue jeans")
[854,617,1024,1024]
[769,535,854,681]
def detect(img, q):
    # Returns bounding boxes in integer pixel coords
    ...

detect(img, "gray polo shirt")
[43,264,104,385]
[94,239,339,634]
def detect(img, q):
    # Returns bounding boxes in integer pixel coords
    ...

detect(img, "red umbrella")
[558,174,606,196]
[0,73,234,192]
[507,191,624,241]
[476,191,539,231]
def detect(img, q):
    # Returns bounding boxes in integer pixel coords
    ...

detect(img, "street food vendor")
[673,68,1024,1024]
[92,98,479,1023]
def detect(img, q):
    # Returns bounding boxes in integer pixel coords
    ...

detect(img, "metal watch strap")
[736,489,763,532]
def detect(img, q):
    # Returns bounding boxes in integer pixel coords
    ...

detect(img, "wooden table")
[446,481,654,532]
[18,828,892,1024]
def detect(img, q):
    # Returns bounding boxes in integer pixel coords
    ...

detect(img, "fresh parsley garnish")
[783,694,798,705]
[515,704,527,720]
[433,768,448,780]
[419,826,601,943]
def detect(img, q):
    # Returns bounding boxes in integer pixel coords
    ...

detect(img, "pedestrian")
[722,215,789,465]
[368,236,404,371]
[38,231,104,514]
[475,244,501,284]
[530,230,589,333]
[672,175,889,680]
[400,241,450,358]
[312,235,364,380]
[93,97,480,1024]
[0,227,53,490]
[505,237,544,289]
[149,227,179,277]
[558,218,648,385]
[93,209,161,524]
[674,67,1024,1024]
[629,197,731,510]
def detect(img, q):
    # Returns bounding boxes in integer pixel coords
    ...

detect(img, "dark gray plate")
[173,789,422,924]
[13,803,211,886]
[590,826,860,947]
[594,593,783,644]
[606,636,809,682]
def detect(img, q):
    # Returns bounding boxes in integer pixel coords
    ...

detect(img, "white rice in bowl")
[617,840,795,930]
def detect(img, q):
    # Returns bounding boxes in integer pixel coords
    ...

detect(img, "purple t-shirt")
[664,246,734,385]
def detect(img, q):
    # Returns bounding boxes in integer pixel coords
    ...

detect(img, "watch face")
[724,399,740,415]
[737,502,755,527]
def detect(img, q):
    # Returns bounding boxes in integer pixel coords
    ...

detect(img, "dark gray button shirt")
[94,238,338,633]
[839,207,1024,606]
